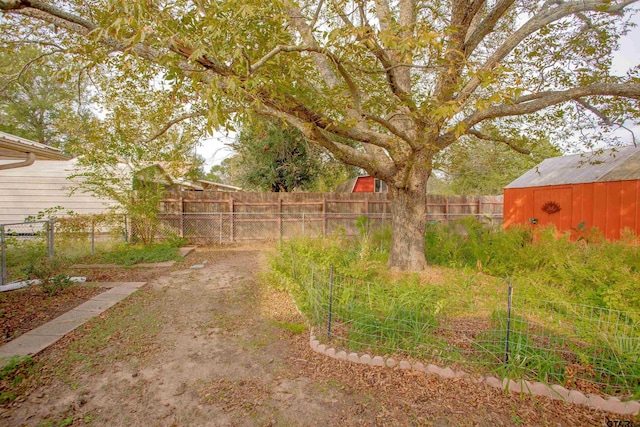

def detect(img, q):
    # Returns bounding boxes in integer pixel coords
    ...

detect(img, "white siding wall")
[0,159,115,224]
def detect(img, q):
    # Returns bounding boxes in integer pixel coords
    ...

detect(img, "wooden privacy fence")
[157,191,503,243]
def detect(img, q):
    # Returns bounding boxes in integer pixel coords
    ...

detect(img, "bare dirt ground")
[0,246,634,426]
[0,284,104,346]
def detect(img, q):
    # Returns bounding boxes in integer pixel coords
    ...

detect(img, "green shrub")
[4,236,48,282]
[23,257,73,296]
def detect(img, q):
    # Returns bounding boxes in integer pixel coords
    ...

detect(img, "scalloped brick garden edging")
[308,332,640,416]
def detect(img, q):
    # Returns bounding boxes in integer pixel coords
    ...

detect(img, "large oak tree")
[2,0,639,270]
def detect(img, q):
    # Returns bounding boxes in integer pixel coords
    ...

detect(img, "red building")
[503,146,640,240]
[335,176,388,193]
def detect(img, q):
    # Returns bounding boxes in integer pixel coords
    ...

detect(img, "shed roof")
[196,180,243,191]
[505,145,640,189]
[0,131,70,161]
[335,177,359,193]
[335,175,376,193]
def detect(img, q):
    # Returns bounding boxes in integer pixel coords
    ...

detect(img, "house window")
[374,178,387,193]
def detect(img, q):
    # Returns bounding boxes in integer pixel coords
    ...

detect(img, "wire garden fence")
[0,217,126,286]
[289,250,640,398]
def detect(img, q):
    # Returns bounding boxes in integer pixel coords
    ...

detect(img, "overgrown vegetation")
[267,219,640,397]
[423,218,640,312]
[3,235,48,284]
[98,240,185,266]
[24,257,73,296]
[2,218,186,283]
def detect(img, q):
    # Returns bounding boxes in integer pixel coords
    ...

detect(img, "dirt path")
[0,247,627,426]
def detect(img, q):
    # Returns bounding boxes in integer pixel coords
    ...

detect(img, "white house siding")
[0,159,114,224]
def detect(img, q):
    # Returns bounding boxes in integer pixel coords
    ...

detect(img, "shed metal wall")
[504,180,640,240]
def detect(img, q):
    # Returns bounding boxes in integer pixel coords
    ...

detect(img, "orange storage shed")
[335,176,388,193]
[503,146,640,240]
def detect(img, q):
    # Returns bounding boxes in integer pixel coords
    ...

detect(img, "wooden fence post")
[364,198,370,231]
[179,194,184,238]
[230,198,235,242]
[322,197,327,237]
[278,198,283,239]
[445,198,449,223]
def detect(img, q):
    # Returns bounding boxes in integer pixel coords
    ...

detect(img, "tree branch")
[142,111,206,144]
[360,33,418,112]
[0,0,95,31]
[464,82,640,128]
[310,0,324,29]
[254,102,391,177]
[467,129,532,155]
[169,40,234,76]
[464,0,515,56]
[456,0,639,105]
[286,6,340,88]
[432,0,485,104]
[1,39,65,50]
[249,45,317,74]
[362,112,415,147]
[618,124,637,147]
[575,99,638,146]
[575,99,615,126]
[0,48,65,94]
[272,93,396,151]
[328,0,356,28]
[374,0,393,32]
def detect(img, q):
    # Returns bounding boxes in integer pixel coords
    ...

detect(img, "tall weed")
[424,219,640,312]
[266,220,639,395]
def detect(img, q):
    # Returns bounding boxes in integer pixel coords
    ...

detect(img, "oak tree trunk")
[387,182,429,271]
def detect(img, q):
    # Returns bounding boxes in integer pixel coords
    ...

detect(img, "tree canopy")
[436,130,562,195]
[0,44,91,147]
[2,0,638,270]
[215,116,358,192]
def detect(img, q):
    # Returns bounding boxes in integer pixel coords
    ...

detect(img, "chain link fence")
[1,220,54,285]
[1,217,126,286]
[290,251,640,398]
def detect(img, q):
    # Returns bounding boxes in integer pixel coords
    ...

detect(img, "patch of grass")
[54,288,163,378]
[241,329,278,352]
[58,417,74,427]
[0,355,33,380]
[55,236,123,262]
[0,355,35,403]
[98,242,183,266]
[270,320,307,335]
